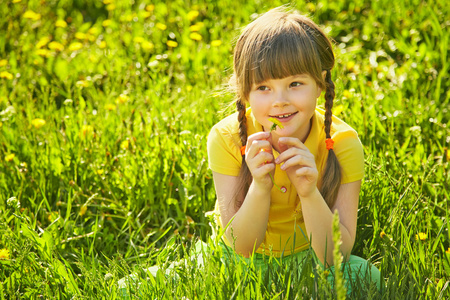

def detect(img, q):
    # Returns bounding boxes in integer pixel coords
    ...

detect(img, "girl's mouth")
[270,112,298,121]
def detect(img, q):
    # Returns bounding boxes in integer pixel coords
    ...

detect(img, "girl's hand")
[245,131,275,191]
[275,137,318,198]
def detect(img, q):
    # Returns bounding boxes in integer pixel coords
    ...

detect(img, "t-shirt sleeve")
[333,131,365,184]
[207,124,242,176]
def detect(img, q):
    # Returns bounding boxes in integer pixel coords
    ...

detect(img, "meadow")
[0,0,449,298]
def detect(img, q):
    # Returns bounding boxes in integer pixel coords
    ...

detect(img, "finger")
[246,139,272,158]
[295,166,318,180]
[275,147,313,165]
[252,163,275,177]
[278,137,309,151]
[246,150,274,168]
[280,154,315,171]
[247,131,271,148]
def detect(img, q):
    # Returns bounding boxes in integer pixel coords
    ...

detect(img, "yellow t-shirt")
[207,108,364,256]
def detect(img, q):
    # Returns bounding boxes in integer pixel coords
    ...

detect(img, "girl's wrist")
[298,187,321,202]
[250,180,273,195]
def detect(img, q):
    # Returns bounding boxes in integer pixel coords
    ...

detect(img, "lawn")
[0,0,449,298]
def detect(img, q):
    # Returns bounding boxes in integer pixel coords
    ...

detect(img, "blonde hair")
[232,7,342,208]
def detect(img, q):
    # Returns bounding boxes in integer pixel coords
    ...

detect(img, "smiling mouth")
[270,112,298,119]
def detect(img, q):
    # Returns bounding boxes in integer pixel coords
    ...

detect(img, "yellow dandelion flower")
[0,122,2,128]
[13,0,21,3]
[207,68,216,75]
[189,32,202,41]
[333,104,344,116]
[306,3,316,12]
[86,33,95,43]
[99,41,106,49]
[23,10,41,21]
[0,249,10,260]
[0,59,7,67]
[342,90,351,99]
[415,232,427,241]
[189,24,201,32]
[68,42,83,52]
[55,20,67,28]
[36,49,51,57]
[81,125,93,136]
[211,40,222,47]
[117,94,129,104]
[106,4,116,11]
[166,40,178,48]
[31,118,46,129]
[48,41,64,51]
[75,32,87,40]
[0,71,13,80]
[88,27,99,36]
[446,248,450,254]
[156,23,167,30]
[96,169,104,175]
[187,10,199,21]
[268,117,284,131]
[105,103,116,111]
[36,36,51,49]
[346,61,356,71]
[102,19,112,27]
[141,41,154,51]
[380,231,386,238]
[5,154,15,162]
[133,36,145,43]
[120,140,129,150]
[145,4,154,11]
[103,0,113,3]
[79,204,87,216]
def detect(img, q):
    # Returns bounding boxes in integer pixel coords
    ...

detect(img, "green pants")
[118,240,382,298]
[218,241,382,295]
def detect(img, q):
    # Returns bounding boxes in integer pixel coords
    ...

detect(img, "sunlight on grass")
[0,0,448,298]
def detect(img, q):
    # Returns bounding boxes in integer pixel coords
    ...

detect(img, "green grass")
[0,0,449,298]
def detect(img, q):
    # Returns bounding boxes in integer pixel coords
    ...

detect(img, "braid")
[324,70,335,139]
[236,99,248,147]
[234,98,252,208]
[319,70,342,208]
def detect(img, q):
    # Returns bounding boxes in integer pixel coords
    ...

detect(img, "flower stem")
[270,172,282,192]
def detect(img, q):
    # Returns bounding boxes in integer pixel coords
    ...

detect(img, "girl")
[207,7,381,293]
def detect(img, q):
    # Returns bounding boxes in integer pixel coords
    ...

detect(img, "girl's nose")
[272,90,289,107]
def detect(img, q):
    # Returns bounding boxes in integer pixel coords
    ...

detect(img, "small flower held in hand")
[268,117,284,131]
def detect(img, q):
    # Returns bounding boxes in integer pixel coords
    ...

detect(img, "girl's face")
[248,73,323,144]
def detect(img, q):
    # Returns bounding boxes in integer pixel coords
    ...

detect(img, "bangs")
[251,31,322,84]
[239,15,325,97]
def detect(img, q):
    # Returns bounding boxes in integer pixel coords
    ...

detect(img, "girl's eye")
[290,82,303,87]
[256,85,269,91]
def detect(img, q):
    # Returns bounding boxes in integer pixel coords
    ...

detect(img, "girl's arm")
[212,172,271,257]
[276,137,359,265]
[299,181,360,266]
[212,131,275,257]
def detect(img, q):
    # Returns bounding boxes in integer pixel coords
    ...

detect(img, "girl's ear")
[322,70,327,80]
